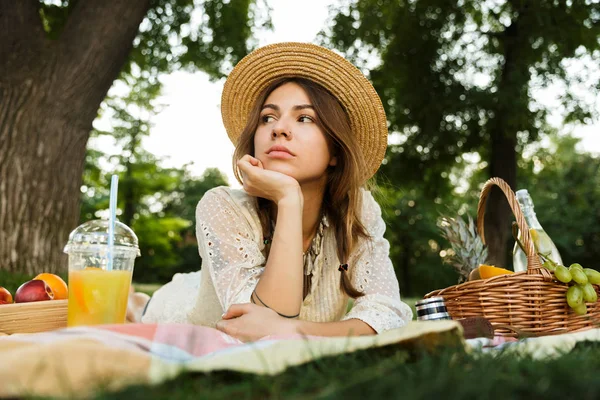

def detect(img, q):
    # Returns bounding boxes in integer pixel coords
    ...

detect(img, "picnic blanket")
[0,321,463,398]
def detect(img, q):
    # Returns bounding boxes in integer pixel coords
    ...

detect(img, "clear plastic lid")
[64,219,140,256]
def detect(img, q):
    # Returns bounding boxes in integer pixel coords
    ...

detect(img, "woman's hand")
[126,288,151,323]
[237,155,301,204]
[216,303,299,342]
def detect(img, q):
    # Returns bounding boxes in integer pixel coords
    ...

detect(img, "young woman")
[139,43,413,342]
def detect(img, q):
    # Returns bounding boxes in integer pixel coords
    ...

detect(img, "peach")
[14,280,54,303]
[34,273,68,300]
[0,287,13,304]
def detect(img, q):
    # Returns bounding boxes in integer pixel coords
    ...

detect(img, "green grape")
[570,267,589,285]
[554,265,572,283]
[581,283,598,303]
[573,302,588,316]
[570,263,584,271]
[543,260,557,272]
[567,285,583,308]
[583,268,600,285]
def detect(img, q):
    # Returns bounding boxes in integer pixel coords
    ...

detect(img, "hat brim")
[221,42,388,182]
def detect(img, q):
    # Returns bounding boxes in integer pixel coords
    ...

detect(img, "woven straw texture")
[426,178,600,338]
[0,300,67,334]
[221,42,388,182]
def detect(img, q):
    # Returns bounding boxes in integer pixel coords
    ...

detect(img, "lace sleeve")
[341,189,413,333]
[196,187,266,311]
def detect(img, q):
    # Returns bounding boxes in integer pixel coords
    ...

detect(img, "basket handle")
[476,177,543,271]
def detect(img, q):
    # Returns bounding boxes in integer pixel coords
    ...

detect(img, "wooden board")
[0,300,68,334]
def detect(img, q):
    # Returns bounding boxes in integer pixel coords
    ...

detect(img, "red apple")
[0,287,12,304]
[14,280,54,303]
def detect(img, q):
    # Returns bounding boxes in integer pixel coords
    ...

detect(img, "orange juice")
[67,268,132,326]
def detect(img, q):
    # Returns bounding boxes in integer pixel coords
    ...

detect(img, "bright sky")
[93,0,599,188]
[140,0,338,187]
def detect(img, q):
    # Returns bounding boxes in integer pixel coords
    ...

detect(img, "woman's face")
[254,82,337,185]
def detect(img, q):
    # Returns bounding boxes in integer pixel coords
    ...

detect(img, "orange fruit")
[479,264,514,279]
[34,273,69,300]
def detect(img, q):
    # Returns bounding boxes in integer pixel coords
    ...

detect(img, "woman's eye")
[298,115,314,123]
[261,115,275,123]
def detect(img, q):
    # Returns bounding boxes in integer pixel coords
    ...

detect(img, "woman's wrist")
[276,185,303,208]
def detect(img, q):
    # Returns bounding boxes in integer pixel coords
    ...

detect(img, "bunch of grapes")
[543,261,600,315]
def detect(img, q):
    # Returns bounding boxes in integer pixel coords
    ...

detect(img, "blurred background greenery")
[1,0,599,298]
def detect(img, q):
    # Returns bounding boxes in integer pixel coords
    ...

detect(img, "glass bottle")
[512,189,563,272]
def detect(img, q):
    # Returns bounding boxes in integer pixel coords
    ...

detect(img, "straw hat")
[221,42,388,182]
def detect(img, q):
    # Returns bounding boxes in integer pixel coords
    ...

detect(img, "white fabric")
[143,186,413,333]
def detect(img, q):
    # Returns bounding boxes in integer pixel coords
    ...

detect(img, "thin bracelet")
[252,290,300,319]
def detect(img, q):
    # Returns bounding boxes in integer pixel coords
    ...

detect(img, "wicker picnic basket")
[425,177,600,338]
[0,300,68,335]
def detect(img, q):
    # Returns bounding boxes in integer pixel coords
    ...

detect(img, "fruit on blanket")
[34,273,68,300]
[0,287,13,304]
[478,264,514,279]
[14,280,54,303]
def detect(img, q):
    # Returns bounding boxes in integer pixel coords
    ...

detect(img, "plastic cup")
[64,220,140,327]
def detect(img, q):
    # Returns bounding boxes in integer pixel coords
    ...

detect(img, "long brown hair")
[232,77,370,298]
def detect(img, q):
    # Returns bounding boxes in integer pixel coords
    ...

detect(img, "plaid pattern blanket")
[0,321,463,398]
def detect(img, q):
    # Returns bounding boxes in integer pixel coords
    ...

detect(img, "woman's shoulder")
[198,186,257,210]
[196,186,261,229]
[359,187,383,223]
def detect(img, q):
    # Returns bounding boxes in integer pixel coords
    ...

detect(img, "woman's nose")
[271,119,292,139]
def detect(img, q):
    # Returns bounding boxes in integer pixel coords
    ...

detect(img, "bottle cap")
[516,189,534,210]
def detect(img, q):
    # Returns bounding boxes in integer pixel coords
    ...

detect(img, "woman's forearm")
[254,189,304,316]
[294,318,376,337]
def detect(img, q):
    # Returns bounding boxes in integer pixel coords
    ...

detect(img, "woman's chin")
[262,163,296,177]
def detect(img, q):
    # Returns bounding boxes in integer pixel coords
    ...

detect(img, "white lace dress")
[142,186,413,333]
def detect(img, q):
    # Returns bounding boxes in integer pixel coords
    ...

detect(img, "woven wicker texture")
[426,178,600,338]
[221,42,388,182]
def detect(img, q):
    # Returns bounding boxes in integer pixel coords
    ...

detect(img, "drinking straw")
[107,174,119,271]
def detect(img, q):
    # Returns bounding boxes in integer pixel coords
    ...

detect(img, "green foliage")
[324,0,600,274]
[81,159,228,283]
[163,167,229,223]
[82,69,229,283]
[39,0,272,81]
[375,182,459,297]
[324,0,600,171]
[518,134,600,269]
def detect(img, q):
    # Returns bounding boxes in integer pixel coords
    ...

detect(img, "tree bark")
[484,9,530,269]
[0,0,150,274]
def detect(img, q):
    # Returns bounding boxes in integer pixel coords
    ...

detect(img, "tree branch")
[0,0,47,76]
[55,0,151,120]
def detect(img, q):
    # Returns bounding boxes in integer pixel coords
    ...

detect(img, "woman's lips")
[267,150,295,159]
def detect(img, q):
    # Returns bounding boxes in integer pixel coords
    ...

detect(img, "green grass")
[0,269,35,294]
[92,341,600,400]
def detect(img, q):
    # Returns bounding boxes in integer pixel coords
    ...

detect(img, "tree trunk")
[123,153,136,228]
[485,133,517,268]
[484,9,530,269]
[0,0,150,274]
